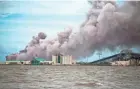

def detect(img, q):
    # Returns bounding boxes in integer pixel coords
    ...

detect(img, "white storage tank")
[52,55,57,64]
[51,55,76,65]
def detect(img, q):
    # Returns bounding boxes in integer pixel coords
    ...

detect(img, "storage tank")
[62,56,65,64]
[52,55,57,64]
[65,55,71,64]
[60,55,63,64]
[52,55,75,65]
[65,56,68,64]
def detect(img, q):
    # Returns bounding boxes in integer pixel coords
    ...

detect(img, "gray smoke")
[6,1,140,61]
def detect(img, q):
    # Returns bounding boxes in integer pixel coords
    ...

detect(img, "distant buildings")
[6,61,21,65]
[31,57,44,65]
[4,54,76,65]
[21,61,31,65]
[52,54,76,65]
[91,50,140,66]
[5,60,30,65]
[31,57,53,65]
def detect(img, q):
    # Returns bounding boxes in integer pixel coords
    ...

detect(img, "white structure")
[62,55,72,64]
[22,61,31,65]
[52,55,76,65]
[5,61,31,65]
[52,56,57,64]
[5,61,21,64]
[40,61,53,65]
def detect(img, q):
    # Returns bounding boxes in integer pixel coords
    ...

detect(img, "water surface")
[0,65,140,89]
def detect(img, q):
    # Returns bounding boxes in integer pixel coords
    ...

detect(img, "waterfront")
[0,65,140,89]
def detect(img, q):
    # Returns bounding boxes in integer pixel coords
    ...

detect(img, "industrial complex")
[2,49,140,66]
[91,50,140,66]
[4,54,76,65]
[52,54,76,65]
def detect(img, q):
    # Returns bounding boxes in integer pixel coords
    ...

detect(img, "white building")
[5,61,21,64]
[5,61,31,65]
[40,61,53,65]
[52,55,76,65]
[21,61,31,65]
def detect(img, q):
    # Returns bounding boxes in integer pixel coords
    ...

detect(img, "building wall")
[52,55,75,65]
[31,60,40,65]
[22,61,31,65]
[6,61,21,65]
[52,55,57,64]
[62,56,68,64]
[40,61,53,65]
[62,55,72,64]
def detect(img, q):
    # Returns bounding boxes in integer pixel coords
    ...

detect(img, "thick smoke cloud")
[6,1,140,61]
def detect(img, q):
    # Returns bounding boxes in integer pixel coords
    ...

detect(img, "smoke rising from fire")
[6,1,140,60]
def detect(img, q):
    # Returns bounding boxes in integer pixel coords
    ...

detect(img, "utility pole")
[97,52,102,60]
[87,57,88,63]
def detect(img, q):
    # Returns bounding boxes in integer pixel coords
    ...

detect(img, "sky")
[0,0,137,62]
[0,0,90,61]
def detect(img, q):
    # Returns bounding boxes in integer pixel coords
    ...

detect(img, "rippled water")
[0,65,140,89]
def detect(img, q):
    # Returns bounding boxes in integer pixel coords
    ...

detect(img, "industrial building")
[5,60,31,65]
[30,54,76,65]
[31,55,76,65]
[91,50,140,66]
[31,57,45,65]
[4,54,76,65]
[52,54,76,65]
[6,61,22,65]
[31,57,53,65]
[21,61,31,65]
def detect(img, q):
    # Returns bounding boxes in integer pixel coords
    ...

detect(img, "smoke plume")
[6,1,140,60]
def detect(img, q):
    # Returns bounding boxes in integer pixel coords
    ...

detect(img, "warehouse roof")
[34,57,45,61]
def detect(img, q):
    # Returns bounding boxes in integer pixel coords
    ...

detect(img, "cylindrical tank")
[62,56,65,64]
[52,55,56,64]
